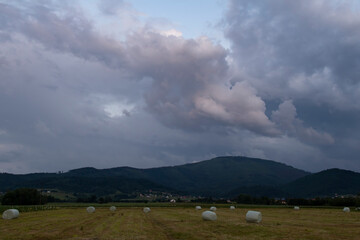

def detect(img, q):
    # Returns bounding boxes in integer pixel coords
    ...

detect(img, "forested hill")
[281,168,360,197]
[0,156,309,197]
[102,156,309,196]
[3,157,359,198]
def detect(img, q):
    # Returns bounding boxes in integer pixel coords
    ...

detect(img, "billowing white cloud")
[160,29,183,37]
[194,82,279,136]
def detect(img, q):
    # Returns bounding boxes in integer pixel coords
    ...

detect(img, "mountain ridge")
[0,156,309,197]
[1,156,359,198]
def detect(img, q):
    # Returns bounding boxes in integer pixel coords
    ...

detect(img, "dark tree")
[1,188,48,205]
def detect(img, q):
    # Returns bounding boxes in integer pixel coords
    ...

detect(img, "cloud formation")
[226,0,360,109]
[1,2,277,135]
[225,0,360,169]
[271,100,334,145]
[0,0,359,173]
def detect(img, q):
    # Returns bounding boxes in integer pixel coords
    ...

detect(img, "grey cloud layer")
[271,100,334,145]
[0,0,359,173]
[226,0,360,169]
[226,0,360,109]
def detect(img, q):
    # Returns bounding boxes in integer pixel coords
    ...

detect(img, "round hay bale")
[210,206,217,211]
[202,210,217,221]
[86,206,95,213]
[343,207,350,212]
[110,206,116,212]
[246,210,262,223]
[294,206,300,210]
[143,207,151,213]
[230,206,235,210]
[195,206,202,210]
[2,209,19,220]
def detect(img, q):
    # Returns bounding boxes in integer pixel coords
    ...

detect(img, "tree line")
[233,194,360,206]
[2,188,360,206]
[1,188,56,205]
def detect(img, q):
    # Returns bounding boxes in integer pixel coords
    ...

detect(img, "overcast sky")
[0,0,360,173]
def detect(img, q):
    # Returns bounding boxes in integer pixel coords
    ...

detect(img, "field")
[1,205,360,240]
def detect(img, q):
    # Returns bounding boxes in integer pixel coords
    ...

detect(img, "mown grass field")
[1,206,360,240]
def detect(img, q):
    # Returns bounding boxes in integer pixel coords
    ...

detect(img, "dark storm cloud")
[226,0,360,169]
[271,100,334,145]
[226,0,360,108]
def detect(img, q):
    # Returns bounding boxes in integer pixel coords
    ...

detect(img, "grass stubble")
[0,207,359,240]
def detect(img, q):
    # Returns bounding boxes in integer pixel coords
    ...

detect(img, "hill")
[3,158,360,198]
[227,185,287,198]
[122,156,309,196]
[282,168,360,197]
[0,156,309,197]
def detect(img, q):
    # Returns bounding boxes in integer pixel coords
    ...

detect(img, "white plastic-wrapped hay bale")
[110,206,116,212]
[202,210,217,221]
[143,207,151,213]
[86,206,95,213]
[230,206,235,210]
[343,207,350,212]
[246,210,262,223]
[210,206,217,211]
[195,206,202,210]
[294,206,300,210]
[2,209,19,220]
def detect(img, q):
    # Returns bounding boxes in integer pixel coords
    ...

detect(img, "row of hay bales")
[196,205,235,211]
[2,205,354,220]
[86,206,117,213]
[199,206,351,223]
[199,206,262,223]
[85,206,150,214]
[84,205,261,223]
[291,206,351,212]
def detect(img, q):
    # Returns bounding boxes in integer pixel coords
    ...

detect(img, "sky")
[0,0,360,174]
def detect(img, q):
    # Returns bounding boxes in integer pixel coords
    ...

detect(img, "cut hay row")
[2,203,357,240]
[1,207,359,240]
